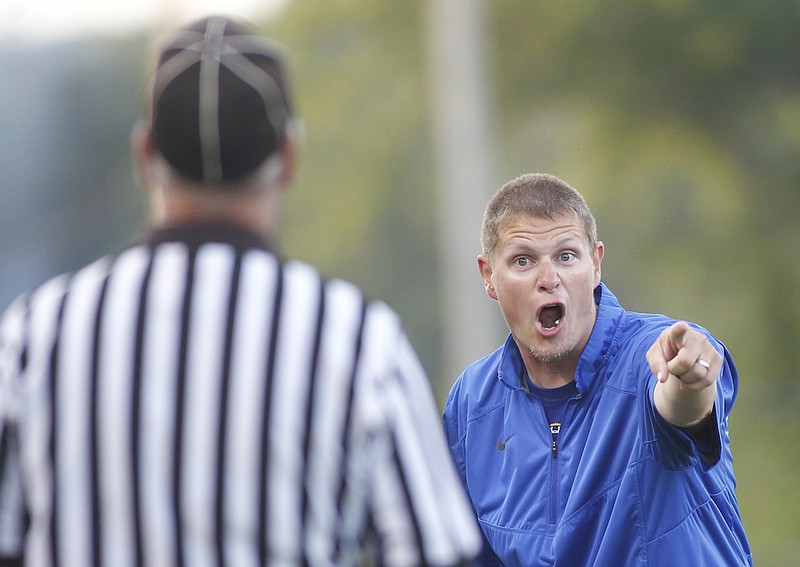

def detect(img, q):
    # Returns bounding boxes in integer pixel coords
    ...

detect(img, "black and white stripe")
[0,230,480,567]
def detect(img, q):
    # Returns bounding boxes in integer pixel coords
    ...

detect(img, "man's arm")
[647,321,720,428]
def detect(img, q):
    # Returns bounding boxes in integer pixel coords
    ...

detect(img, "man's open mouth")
[538,304,564,331]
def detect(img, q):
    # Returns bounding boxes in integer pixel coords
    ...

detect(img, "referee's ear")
[130,120,157,190]
[276,127,299,191]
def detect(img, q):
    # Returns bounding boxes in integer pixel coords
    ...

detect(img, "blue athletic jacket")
[443,284,752,566]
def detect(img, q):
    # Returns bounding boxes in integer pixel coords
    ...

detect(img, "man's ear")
[593,241,605,286]
[277,126,300,188]
[130,120,156,188]
[477,255,498,301]
[130,120,170,222]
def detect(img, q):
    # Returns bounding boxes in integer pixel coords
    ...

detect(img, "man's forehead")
[498,211,583,235]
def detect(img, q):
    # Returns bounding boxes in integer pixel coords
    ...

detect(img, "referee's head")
[133,15,300,233]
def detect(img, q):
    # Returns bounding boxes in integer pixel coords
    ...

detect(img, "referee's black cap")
[149,15,294,187]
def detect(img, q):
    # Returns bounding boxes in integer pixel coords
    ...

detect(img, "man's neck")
[523,358,577,389]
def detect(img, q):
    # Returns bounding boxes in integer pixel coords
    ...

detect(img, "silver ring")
[696,359,711,370]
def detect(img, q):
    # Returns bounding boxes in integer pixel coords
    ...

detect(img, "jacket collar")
[497,283,625,395]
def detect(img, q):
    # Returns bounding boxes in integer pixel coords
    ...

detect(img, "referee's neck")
[150,181,285,242]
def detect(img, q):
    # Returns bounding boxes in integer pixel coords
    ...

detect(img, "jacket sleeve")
[442,382,467,484]
[442,379,505,567]
[642,326,737,470]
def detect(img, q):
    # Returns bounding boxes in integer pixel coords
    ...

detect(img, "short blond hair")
[480,173,598,259]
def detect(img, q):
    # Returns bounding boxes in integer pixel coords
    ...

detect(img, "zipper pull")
[549,422,561,459]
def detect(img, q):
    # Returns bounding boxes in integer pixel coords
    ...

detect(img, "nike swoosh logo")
[496,433,516,451]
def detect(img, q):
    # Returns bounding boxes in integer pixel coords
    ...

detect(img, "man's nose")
[537,261,560,292]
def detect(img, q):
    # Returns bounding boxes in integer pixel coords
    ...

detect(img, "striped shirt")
[0,225,481,567]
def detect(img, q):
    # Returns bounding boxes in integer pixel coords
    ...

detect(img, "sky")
[1,0,287,45]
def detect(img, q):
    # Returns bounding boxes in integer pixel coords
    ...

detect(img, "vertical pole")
[427,0,503,391]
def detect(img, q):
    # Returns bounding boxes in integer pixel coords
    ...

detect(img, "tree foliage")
[267,2,800,560]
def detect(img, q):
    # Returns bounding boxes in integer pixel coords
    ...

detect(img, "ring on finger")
[696,358,711,370]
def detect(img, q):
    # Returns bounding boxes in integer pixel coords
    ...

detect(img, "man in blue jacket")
[443,173,752,566]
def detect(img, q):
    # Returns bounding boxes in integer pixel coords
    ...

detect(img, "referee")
[0,16,481,567]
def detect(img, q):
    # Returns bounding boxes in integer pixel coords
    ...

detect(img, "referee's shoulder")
[286,258,398,318]
[5,253,116,314]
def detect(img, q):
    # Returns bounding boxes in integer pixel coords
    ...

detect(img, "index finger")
[665,321,692,356]
[646,325,676,382]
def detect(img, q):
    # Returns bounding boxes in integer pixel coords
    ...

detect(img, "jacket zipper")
[547,393,581,526]
[548,422,560,525]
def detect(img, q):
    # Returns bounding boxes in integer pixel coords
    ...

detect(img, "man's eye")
[515,257,529,267]
[559,252,574,262]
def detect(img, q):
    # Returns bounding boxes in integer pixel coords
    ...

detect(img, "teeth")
[555,319,561,326]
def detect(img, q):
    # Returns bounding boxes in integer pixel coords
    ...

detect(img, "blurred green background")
[1,1,798,563]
